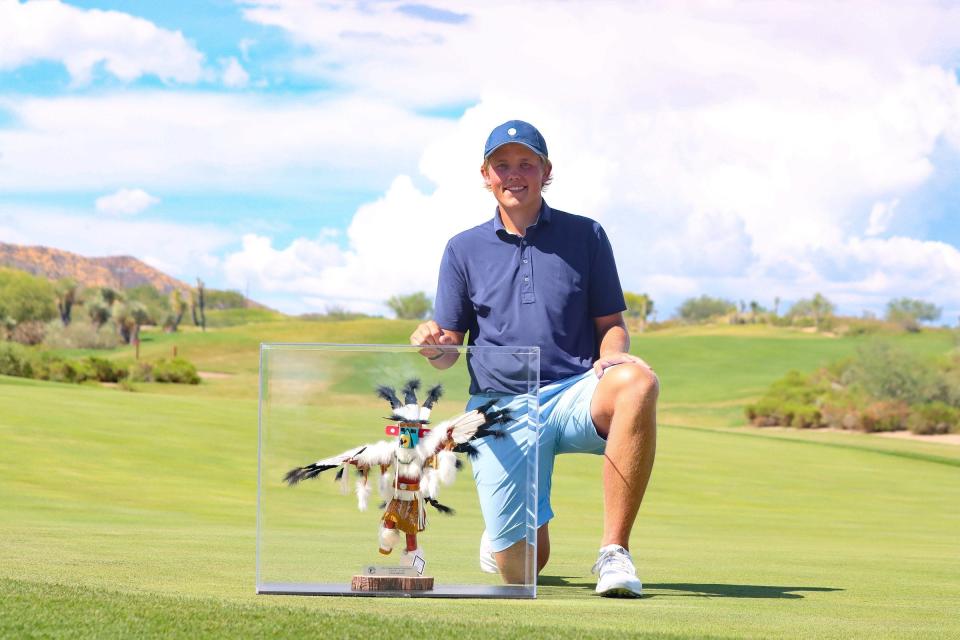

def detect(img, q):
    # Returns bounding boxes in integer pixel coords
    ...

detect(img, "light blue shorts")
[466,369,607,552]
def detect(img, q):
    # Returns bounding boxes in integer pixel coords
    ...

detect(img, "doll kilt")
[382,497,424,535]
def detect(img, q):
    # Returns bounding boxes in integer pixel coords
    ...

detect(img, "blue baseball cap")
[483,120,548,159]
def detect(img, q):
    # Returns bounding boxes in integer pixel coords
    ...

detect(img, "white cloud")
[0,92,454,191]
[224,1,960,317]
[866,199,899,236]
[95,188,160,216]
[0,0,204,85]
[220,57,250,88]
[239,38,257,61]
[221,175,465,311]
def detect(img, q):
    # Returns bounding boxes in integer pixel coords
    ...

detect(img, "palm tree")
[810,293,835,331]
[113,301,149,344]
[624,292,654,332]
[165,289,188,332]
[55,278,78,326]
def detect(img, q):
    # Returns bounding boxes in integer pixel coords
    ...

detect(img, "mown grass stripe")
[666,423,960,469]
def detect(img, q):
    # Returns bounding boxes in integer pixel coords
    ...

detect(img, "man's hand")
[592,352,654,378]
[410,320,459,359]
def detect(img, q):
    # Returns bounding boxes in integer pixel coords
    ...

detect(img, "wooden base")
[351,575,434,592]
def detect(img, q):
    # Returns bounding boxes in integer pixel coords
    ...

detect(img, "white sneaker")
[591,544,643,598]
[479,530,499,574]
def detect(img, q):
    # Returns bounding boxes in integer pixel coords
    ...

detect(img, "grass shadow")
[537,577,842,600]
[538,575,593,591]
[646,583,843,599]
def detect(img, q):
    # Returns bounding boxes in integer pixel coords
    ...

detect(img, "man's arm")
[410,320,465,370]
[592,312,653,378]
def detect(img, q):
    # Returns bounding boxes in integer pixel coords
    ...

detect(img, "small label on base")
[361,565,420,577]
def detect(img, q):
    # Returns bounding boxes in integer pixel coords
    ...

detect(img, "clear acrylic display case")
[257,344,540,598]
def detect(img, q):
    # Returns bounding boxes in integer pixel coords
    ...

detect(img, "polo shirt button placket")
[520,239,535,304]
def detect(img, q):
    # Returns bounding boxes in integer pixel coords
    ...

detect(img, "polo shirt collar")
[493,200,552,236]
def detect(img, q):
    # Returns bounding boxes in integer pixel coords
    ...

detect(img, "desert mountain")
[0,242,191,293]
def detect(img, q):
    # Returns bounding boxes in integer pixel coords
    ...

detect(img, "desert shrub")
[43,319,121,349]
[124,285,170,326]
[10,320,46,345]
[841,342,945,405]
[45,358,96,383]
[386,292,433,320]
[84,356,127,383]
[786,293,835,331]
[746,397,789,426]
[677,295,736,323]
[750,342,960,434]
[817,394,909,432]
[820,400,855,430]
[907,402,960,435]
[745,370,829,427]
[31,353,64,381]
[645,318,682,331]
[944,360,960,407]
[0,267,57,325]
[151,357,200,384]
[127,361,154,383]
[0,342,34,378]
[205,288,248,310]
[860,400,910,432]
[885,297,941,332]
[40,357,126,384]
[790,405,822,429]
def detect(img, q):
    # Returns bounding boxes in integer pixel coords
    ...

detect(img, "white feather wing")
[446,409,490,443]
[352,440,396,468]
[310,445,368,469]
[416,408,490,458]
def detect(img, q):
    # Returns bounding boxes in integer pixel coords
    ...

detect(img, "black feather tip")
[425,497,456,516]
[474,427,506,440]
[476,398,498,414]
[284,462,337,486]
[484,408,512,426]
[453,442,480,459]
[423,384,443,408]
[376,385,402,409]
[334,466,345,482]
[402,378,421,405]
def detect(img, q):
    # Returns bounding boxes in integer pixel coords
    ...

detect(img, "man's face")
[481,144,550,211]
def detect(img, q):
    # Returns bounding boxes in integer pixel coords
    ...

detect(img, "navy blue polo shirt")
[434,201,626,394]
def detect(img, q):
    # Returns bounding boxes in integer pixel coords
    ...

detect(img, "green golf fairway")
[1,322,958,639]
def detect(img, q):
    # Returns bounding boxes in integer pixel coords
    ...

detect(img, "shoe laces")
[591,546,636,576]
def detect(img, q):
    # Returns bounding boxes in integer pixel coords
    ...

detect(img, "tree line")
[669,293,943,333]
[0,267,247,347]
[383,289,946,334]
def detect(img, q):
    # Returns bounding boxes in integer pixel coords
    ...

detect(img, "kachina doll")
[284,379,509,567]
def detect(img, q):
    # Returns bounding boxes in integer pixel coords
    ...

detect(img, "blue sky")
[1,0,959,322]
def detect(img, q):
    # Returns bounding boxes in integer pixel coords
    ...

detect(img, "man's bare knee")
[493,540,530,584]
[493,529,549,584]
[593,363,659,436]
[607,363,659,402]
